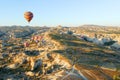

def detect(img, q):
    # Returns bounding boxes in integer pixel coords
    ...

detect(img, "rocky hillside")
[0,26,120,80]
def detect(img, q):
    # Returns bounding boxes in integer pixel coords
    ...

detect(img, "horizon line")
[0,24,120,27]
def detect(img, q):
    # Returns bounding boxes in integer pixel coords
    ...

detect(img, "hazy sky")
[0,0,120,26]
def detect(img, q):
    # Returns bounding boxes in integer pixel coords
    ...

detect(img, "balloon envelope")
[24,11,33,22]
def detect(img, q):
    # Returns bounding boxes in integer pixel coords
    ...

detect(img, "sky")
[0,0,120,27]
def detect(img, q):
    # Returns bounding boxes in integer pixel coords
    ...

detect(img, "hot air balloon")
[24,11,33,23]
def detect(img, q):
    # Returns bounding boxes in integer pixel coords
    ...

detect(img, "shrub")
[67,30,73,35]
[104,41,116,46]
